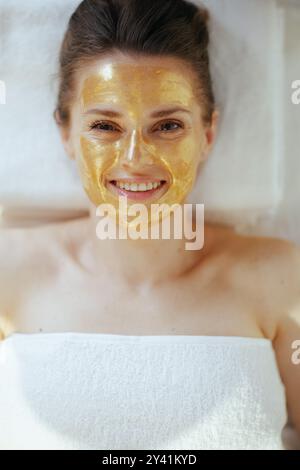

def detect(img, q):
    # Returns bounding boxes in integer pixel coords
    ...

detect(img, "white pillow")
[0,0,285,228]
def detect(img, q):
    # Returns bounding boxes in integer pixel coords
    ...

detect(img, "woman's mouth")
[106,179,169,202]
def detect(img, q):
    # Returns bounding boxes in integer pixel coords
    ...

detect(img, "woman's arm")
[272,243,300,438]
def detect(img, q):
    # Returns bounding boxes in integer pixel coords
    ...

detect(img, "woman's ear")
[202,109,219,160]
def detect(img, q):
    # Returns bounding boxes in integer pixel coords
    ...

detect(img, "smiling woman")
[74,57,214,228]
[53,0,217,227]
[1,0,300,452]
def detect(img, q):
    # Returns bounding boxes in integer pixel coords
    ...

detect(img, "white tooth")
[114,181,163,191]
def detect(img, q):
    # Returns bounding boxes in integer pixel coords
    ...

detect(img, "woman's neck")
[81,203,221,289]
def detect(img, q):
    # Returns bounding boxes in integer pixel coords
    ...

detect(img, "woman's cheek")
[161,139,200,201]
[77,136,115,206]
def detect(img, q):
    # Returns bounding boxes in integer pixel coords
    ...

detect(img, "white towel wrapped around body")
[0,332,288,450]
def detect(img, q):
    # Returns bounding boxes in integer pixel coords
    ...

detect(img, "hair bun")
[194,6,210,25]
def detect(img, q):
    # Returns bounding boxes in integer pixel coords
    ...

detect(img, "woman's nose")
[120,129,154,166]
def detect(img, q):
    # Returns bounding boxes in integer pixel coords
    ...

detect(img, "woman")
[0,0,299,450]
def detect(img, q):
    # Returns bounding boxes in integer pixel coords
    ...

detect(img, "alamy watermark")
[291,80,300,105]
[291,340,300,365]
[94,196,205,251]
[0,80,6,104]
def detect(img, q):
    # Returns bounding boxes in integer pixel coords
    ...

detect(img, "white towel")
[0,332,289,450]
[0,0,285,228]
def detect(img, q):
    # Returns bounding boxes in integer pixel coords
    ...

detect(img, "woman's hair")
[54,0,215,128]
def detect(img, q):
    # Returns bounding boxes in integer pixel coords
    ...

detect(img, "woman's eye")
[89,121,120,132]
[88,119,183,134]
[155,121,184,132]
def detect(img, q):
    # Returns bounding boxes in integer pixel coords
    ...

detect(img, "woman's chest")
[10,265,263,337]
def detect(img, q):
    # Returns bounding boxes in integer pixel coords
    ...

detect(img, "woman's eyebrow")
[83,109,122,118]
[150,107,192,118]
[83,107,191,118]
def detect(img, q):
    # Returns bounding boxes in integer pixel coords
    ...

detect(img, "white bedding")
[0,0,285,228]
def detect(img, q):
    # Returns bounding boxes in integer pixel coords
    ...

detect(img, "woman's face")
[61,53,217,225]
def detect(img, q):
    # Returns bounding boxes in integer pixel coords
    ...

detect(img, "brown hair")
[54,0,215,128]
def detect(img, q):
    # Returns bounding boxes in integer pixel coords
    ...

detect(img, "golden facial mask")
[77,62,204,228]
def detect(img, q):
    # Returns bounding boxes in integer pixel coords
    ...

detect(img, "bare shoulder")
[224,229,300,336]
[0,216,85,266]
[230,231,300,290]
[0,216,89,338]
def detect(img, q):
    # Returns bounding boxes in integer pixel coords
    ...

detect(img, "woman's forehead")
[79,59,197,109]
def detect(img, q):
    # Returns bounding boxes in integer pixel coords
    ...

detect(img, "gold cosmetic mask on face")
[77,62,206,229]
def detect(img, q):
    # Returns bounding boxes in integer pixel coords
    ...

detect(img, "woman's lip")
[106,180,169,201]
[108,177,166,184]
